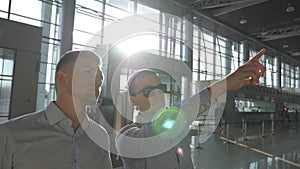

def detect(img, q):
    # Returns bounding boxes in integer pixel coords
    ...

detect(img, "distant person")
[0,50,112,169]
[282,104,290,122]
[116,49,266,169]
[257,106,261,112]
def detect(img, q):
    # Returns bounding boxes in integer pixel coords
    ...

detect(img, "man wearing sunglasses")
[116,49,266,169]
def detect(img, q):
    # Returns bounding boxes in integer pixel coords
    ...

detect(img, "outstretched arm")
[208,48,266,99]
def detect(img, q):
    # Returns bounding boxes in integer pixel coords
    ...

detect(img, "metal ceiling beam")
[291,51,300,57]
[169,0,299,64]
[190,0,245,8]
[208,0,268,16]
[254,25,300,41]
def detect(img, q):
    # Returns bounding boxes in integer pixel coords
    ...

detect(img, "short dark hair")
[128,69,158,96]
[56,50,101,74]
[55,50,102,92]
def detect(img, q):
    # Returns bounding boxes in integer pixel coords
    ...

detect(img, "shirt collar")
[135,112,153,124]
[46,101,69,126]
[45,101,92,130]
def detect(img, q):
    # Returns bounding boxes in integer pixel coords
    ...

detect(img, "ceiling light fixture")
[282,44,289,48]
[286,2,295,12]
[240,16,247,25]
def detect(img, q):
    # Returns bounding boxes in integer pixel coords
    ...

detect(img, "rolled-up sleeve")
[0,124,13,169]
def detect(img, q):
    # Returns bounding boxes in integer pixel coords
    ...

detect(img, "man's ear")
[129,96,136,105]
[56,71,67,87]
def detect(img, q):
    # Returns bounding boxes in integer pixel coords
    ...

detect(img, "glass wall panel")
[137,3,159,14]
[160,13,184,60]
[281,62,285,88]
[296,67,299,88]
[2,0,299,112]
[273,57,278,88]
[77,0,103,12]
[10,0,42,26]
[291,65,295,88]
[230,42,240,73]
[265,56,273,87]
[36,1,62,111]
[105,4,133,20]
[285,64,290,88]
[107,0,134,12]
[0,0,9,19]
[73,0,103,49]
[0,47,15,122]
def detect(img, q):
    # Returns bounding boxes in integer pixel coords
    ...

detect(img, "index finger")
[248,48,266,63]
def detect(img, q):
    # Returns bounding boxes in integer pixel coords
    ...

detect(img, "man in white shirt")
[0,50,113,169]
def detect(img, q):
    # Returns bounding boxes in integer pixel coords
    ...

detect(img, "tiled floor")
[192,121,300,169]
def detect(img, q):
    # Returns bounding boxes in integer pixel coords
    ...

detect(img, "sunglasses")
[133,84,167,97]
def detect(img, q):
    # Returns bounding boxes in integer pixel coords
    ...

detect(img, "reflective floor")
[192,121,300,169]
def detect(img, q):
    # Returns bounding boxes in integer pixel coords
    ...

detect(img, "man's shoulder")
[116,122,150,140]
[118,123,139,135]
[0,110,46,131]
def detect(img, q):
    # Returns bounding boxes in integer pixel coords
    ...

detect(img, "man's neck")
[56,96,85,131]
[136,111,156,123]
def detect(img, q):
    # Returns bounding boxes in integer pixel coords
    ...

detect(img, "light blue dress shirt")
[0,102,113,169]
[116,88,213,169]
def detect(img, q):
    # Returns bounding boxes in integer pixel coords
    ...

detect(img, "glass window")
[73,1,103,48]
[215,36,226,78]
[74,10,102,34]
[137,3,159,14]
[291,65,295,88]
[281,62,285,88]
[272,57,278,88]
[0,11,7,19]
[231,42,240,73]
[0,47,15,121]
[159,13,185,61]
[106,0,134,12]
[265,56,273,87]
[0,0,9,19]
[296,67,299,88]
[73,30,99,48]
[3,58,13,75]
[36,83,56,111]
[76,0,103,12]
[105,5,133,20]
[285,64,290,88]
[0,0,9,12]
[10,0,42,26]
[202,31,214,80]
[10,14,41,27]
[116,34,159,57]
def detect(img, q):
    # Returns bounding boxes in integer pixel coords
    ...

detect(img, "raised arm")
[208,48,266,99]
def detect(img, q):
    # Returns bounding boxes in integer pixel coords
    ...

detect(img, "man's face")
[131,74,165,113]
[71,57,103,105]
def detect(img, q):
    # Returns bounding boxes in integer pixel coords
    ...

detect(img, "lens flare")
[152,107,186,137]
[161,119,176,129]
